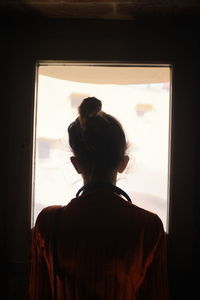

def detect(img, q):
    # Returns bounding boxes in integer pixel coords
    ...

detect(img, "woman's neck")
[83,172,117,186]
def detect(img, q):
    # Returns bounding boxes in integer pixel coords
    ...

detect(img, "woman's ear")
[117,155,129,173]
[70,156,82,174]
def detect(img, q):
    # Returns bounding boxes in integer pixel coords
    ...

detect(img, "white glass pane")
[32,64,171,231]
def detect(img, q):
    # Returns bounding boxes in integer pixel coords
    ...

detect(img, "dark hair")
[68,97,127,175]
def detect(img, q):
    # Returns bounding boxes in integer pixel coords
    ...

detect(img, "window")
[32,63,171,231]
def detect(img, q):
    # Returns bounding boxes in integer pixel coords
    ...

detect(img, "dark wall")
[1,15,199,300]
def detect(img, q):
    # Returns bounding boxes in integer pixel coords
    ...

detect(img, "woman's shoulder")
[36,205,62,221]
[127,202,164,238]
[134,206,165,248]
[34,205,63,236]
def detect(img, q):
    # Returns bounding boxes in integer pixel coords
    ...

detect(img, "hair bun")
[78,97,102,125]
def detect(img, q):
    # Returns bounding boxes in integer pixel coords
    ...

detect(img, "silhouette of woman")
[29,97,169,299]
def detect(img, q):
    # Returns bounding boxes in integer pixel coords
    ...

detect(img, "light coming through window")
[32,64,171,231]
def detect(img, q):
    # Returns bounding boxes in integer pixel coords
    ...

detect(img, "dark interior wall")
[1,15,199,300]
[1,19,10,300]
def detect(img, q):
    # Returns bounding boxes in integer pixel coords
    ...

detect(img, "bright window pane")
[32,64,171,231]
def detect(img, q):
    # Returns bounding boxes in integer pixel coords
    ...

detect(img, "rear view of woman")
[29,97,169,299]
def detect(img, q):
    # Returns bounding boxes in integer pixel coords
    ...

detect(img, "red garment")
[29,189,169,300]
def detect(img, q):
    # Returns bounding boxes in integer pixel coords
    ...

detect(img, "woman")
[29,97,169,299]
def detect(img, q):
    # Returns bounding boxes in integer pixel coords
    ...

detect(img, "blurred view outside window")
[32,65,171,231]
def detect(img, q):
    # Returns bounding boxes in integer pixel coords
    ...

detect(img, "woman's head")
[68,97,128,181]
